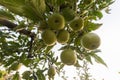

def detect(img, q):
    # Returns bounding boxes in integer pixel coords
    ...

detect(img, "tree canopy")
[0,0,114,80]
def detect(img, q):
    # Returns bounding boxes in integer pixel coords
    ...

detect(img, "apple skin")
[47,13,65,30]
[41,29,57,46]
[48,66,56,78]
[69,18,84,32]
[60,49,77,65]
[57,30,70,44]
[61,8,75,21]
[81,33,101,50]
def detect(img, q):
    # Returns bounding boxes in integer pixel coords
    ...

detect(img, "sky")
[90,0,120,80]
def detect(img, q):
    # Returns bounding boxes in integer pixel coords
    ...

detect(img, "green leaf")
[0,0,46,21]
[85,56,93,64]
[0,70,7,78]
[93,10,103,19]
[59,63,65,70]
[74,61,81,67]
[56,0,64,5]
[105,7,111,14]
[0,0,25,16]
[22,5,41,21]
[4,57,15,67]
[26,0,46,14]
[36,69,46,80]
[19,53,32,67]
[12,72,20,80]
[0,72,2,78]
[22,71,32,80]
[74,37,82,46]
[91,54,107,67]
[9,62,20,71]
[0,9,15,20]
[22,58,32,67]
[84,21,102,31]
[45,46,54,53]
[55,62,62,65]
[19,53,26,62]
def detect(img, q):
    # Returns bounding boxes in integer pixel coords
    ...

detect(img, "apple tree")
[0,0,114,80]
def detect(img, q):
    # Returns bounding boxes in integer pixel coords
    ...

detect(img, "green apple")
[69,18,84,32]
[61,8,75,21]
[47,13,65,30]
[81,33,101,50]
[57,30,70,44]
[60,49,77,65]
[41,29,57,46]
[48,66,56,78]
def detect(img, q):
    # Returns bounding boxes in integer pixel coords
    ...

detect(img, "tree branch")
[0,18,35,37]
[27,36,34,58]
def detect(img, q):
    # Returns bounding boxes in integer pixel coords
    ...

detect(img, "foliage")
[0,0,114,80]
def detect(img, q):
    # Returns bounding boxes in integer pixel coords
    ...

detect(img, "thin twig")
[27,36,34,58]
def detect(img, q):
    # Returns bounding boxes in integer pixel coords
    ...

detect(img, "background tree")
[0,0,114,80]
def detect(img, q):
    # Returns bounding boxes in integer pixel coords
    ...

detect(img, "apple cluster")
[40,13,84,46]
[39,12,101,67]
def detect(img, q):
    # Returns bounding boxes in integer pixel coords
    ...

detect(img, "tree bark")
[0,18,35,37]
